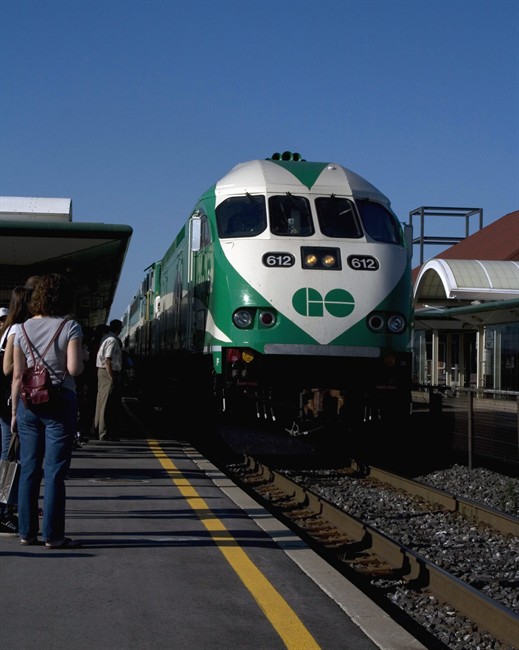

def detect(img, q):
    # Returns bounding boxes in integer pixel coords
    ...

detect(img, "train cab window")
[199,215,211,248]
[356,199,402,244]
[269,195,314,236]
[217,195,266,238]
[315,197,362,238]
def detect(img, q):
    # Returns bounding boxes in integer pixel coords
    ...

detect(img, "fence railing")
[412,386,519,470]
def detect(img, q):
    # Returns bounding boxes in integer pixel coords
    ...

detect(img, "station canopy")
[0,197,132,327]
[414,259,519,329]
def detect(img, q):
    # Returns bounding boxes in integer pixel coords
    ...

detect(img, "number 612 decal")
[347,255,379,270]
[262,252,295,267]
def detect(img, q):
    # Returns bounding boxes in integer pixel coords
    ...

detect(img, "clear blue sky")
[1,0,518,320]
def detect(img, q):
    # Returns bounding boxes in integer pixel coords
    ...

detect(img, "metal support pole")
[431,330,439,387]
[468,389,474,470]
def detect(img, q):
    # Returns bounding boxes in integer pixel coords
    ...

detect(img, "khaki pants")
[94,368,120,439]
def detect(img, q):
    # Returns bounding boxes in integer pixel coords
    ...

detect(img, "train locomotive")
[122,151,414,434]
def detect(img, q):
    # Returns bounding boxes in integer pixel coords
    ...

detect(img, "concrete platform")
[0,437,426,650]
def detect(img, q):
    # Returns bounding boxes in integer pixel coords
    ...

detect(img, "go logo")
[292,288,355,317]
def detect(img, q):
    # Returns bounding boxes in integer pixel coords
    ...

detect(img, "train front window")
[269,195,314,236]
[217,195,266,238]
[356,199,402,244]
[315,197,362,238]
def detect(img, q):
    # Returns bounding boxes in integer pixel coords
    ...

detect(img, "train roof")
[0,198,132,327]
[215,157,391,207]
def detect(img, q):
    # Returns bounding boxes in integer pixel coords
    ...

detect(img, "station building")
[411,209,519,393]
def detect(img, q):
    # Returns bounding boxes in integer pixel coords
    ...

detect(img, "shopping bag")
[0,458,20,504]
[0,430,20,504]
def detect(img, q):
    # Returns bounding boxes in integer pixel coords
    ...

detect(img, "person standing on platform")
[0,306,11,459]
[1,287,35,535]
[0,305,17,535]
[83,324,108,438]
[2,287,35,384]
[94,319,123,442]
[11,273,84,548]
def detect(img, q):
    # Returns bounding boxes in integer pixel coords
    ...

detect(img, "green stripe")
[271,161,329,190]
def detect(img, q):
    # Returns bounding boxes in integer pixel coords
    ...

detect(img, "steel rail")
[357,463,519,537]
[235,455,519,648]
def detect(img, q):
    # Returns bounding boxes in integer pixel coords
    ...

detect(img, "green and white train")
[122,151,414,433]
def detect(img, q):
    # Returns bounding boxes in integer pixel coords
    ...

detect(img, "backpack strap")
[20,324,37,367]
[21,319,69,369]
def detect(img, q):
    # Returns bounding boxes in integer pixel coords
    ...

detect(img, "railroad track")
[227,455,519,649]
[354,463,519,538]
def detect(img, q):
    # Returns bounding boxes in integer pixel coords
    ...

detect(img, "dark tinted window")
[269,195,314,236]
[216,196,266,238]
[356,200,402,244]
[200,214,211,248]
[315,197,362,238]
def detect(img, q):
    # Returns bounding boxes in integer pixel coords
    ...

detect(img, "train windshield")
[216,195,267,237]
[315,197,363,238]
[356,200,402,244]
[269,195,314,236]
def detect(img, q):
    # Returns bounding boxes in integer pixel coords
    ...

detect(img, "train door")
[173,259,184,348]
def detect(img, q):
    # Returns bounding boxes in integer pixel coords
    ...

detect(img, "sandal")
[45,537,82,549]
[20,538,44,546]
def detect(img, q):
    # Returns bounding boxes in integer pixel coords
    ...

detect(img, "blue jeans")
[16,389,78,542]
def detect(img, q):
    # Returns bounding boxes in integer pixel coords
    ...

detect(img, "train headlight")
[368,312,407,334]
[233,309,254,328]
[387,314,406,334]
[302,247,341,270]
[259,310,276,327]
[367,313,385,332]
[304,253,318,267]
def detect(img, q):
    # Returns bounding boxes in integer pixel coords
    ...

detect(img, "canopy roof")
[414,259,519,305]
[414,258,519,330]
[0,196,72,222]
[0,209,132,327]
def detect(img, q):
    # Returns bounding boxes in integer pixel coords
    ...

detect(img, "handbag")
[0,432,20,505]
[20,320,68,407]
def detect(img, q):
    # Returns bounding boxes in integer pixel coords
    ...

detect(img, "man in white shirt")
[94,319,123,441]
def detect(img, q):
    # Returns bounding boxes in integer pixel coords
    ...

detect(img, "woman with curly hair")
[11,273,84,548]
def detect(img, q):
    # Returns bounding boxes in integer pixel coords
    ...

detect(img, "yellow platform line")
[148,439,320,650]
